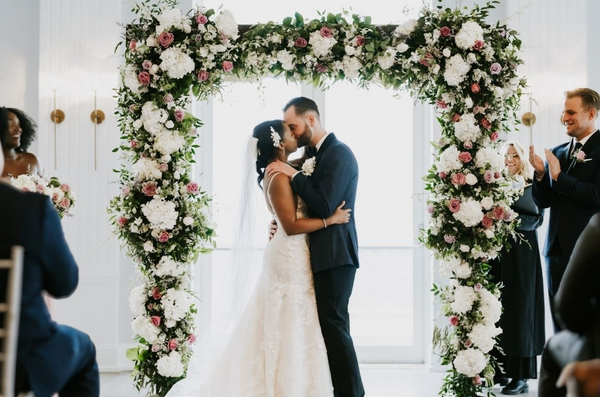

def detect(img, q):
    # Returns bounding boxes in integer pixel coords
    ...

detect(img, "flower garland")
[11,174,75,218]
[110,0,525,395]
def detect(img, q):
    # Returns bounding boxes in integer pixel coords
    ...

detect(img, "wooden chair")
[0,246,24,397]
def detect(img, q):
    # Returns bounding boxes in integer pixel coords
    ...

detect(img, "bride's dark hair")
[252,119,284,189]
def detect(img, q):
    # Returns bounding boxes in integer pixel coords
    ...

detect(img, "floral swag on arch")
[107,0,526,395]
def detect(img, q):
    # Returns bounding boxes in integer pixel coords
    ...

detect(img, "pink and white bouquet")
[10,174,75,219]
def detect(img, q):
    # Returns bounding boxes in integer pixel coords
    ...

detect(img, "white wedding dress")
[166,189,333,397]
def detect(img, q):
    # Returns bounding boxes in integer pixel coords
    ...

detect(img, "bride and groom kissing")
[166,97,365,397]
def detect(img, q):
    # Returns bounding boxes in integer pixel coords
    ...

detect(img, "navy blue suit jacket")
[532,130,600,256]
[0,183,81,396]
[291,133,359,273]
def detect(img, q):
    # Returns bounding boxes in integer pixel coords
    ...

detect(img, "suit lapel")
[567,130,600,174]
[316,133,336,162]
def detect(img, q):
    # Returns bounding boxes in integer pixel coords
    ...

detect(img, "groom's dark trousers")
[0,183,100,397]
[292,133,364,397]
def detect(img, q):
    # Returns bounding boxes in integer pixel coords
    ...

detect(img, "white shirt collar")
[315,132,330,152]
[575,129,597,147]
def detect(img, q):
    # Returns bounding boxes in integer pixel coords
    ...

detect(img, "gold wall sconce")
[521,92,538,146]
[51,90,64,169]
[90,91,105,170]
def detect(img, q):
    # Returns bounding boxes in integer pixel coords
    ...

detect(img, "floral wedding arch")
[108,0,526,395]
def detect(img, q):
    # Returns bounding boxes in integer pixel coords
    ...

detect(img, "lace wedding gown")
[166,194,333,397]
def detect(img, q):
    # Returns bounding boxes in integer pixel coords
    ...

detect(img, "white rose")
[432,64,440,75]
[396,43,409,53]
[480,197,494,210]
[143,241,155,252]
[183,216,194,226]
[146,36,156,47]
[465,97,474,109]
[443,48,451,57]
[165,120,174,129]
[460,244,470,253]
[465,174,477,185]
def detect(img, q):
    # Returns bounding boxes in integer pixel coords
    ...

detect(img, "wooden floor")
[100,365,539,396]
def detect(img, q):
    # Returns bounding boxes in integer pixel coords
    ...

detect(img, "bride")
[166,119,351,396]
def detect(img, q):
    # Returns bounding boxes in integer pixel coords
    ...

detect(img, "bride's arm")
[268,174,350,235]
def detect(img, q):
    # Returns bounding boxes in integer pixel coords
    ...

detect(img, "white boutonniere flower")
[302,156,316,176]
[573,149,592,163]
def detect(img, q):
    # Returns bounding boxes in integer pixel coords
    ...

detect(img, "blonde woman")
[490,140,546,395]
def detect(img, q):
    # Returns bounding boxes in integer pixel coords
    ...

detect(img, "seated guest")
[538,213,600,397]
[1,106,41,177]
[0,133,99,396]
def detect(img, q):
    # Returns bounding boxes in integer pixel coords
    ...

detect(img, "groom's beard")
[296,124,312,148]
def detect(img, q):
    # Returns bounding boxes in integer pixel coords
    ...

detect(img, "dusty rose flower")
[130,140,138,148]
[355,35,365,46]
[147,303,154,310]
[60,198,71,209]
[577,150,586,161]
[472,375,482,386]
[152,287,162,300]
[316,63,329,73]
[473,40,485,50]
[163,94,174,104]
[463,140,473,150]
[118,216,128,228]
[222,61,234,72]
[481,117,492,130]
[474,283,483,291]
[464,339,473,348]
[473,106,485,115]
[449,315,459,326]
[51,192,59,202]
[151,316,161,327]
[320,26,332,38]
[142,60,152,70]
[122,186,131,195]
[187,182,199,194]
[142,182,157,197]
[198,70,209,81]
[158,231,170,243]
[482,216,494,228]
[196,14,208,25]
[471,82,481,94]
[448,198,461,213]
[157,32,175,48]
[138,71,151,86]
[484,170,494,183]
[493,206,505,220]
[440,26,451,37]
[494,171,501,179]
[452,173,466,185]
[419,58,431,67]
[436,100,447,109]
[188,333,196,344]
[427,204,434,214]
[129,40,137,51]
[444,234,456,244]
[60,183,70,192]
[159,163,169,172]
[490,131,499,142]
[194,34,202,42]
[490,62,502,75]
[218,33,227,43]
[151,344,160,352]
[129,104,138,113]
[439,171,448,179]
[458,152,472,163]
[174,109,185,122]
[168,339,178,351]
[294,37,308,48]
[452,113,461,122]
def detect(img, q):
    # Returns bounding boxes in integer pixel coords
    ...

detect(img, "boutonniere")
[301,156,316,176]
[572,148,593,164]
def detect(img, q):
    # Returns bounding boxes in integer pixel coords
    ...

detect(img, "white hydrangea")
[453,348,487,377]
[468,323,501,353]
[155,8,190,34]
[132,157,163,181]
[454,113,481,142]
[475,147,504,171]
[451,285,478,314]
[159,47,195,79]
[377,48,397,70]
[309,30,337,58]
[453,198,484,227]
[161,288,193,322]
[155,256,186,278]
[129,285,147,316]
[340,56,362,79]
[123,64,148,95]
[479,287,502,325]
[154,129,186,156]
[131,315,160,344]
[156,351,185,377]
[443,54,471,86]
[438,145,463,174]
[393,19,418,37]
[276,50,296,71]
[441,257,472,279]
[215,9,239,39]
[141,101,169,135]
[142,198,178,230]
[455,21,484,50]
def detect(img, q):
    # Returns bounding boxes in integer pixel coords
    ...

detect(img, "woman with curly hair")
[1,107,41,177]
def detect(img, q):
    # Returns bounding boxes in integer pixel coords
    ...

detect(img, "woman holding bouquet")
[1,107,41,177]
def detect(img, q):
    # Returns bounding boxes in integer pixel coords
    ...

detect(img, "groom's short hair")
[566,88,600,118]
[283,97,320,118]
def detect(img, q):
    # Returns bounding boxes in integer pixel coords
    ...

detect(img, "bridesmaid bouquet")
[10,174,75,219]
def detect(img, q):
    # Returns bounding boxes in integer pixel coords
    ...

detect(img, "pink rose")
[494,171,501,179]
[472,375,482,386]
[118,216,128,228]
[151,344,160,352]
[463,140,473,150]
[129,104,139,113]
[152,287,162,300]
[151,316,161,327]
[419,58,431,67]
[188,333,196,344]
[436,100,447,109]
[451,173,466,185]
[439,171,448,179]
[427,204,434,214]
[481,216,494,229]
[294,37,307,48]
[157,32,175,48]
[474,283,483,291]
[577,150,586,161]
[490,131,499,142]
[159,163,169,172]
[198,70,209,81]
[316,63,329,73]
[320,26,332,38]
[158,231,170,243]
[147,303,154,310]
[174,109,185,122]
[142,182,157,197]
[504,210,514,221]
[440,26,451,37]
[60,198,71,209]
[196,14,208,25]
[163,94,173,104]
[194,34,202,42]
[222,61,233,72]
[458,152,472,163]
[484,170,494,183]
[471,82,480,94]
[464,339,473,348]
[473,40,485,50]
[444,234,456,244]
[448,198,461,213]
[52,192,59,201]
[130,140,138,148]
[142,60,152,70]
[449,315,459,326]
[355,35,365,46]
[187,182,199,194]
[60,183,70,192]
[490,62,502,75]
[129,40,137,51]
[122,186,131,195]
[473,106,485,115]
[168,339,178,351]
[452,113,461,122]
[481,117,492,130]
[493,206,505,220]
[138,71,151,86]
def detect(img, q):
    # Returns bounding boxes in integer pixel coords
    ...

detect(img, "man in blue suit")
[0,128,99,396]
[267,97,364,397]
[529,88,600,332]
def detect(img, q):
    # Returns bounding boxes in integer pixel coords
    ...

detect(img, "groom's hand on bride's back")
[268,219,278,241]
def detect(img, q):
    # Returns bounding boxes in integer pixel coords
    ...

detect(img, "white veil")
[166,136,266,396]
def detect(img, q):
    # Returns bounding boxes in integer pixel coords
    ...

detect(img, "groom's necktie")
[567,141,583,173]
[305,146,317,157]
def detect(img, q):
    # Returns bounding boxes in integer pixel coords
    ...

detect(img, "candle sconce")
[90,91,105,170]
[50,90,64,169]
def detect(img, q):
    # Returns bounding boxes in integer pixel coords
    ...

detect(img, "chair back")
[0,246,24,397]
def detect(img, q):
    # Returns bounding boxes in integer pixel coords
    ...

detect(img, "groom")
[267,97,364,397]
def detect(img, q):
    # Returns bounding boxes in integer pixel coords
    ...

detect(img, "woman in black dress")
[491,140,546,395]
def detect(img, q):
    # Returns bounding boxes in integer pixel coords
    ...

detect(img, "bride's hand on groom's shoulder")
[266,161,297,179]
